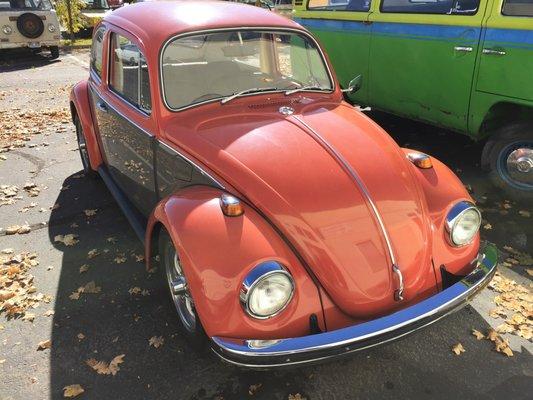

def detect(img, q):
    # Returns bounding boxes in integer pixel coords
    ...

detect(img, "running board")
[98,166,147,243]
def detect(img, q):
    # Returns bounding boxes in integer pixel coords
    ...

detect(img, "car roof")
[104,0,304,47]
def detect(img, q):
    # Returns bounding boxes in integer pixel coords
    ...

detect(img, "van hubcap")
[504,146,533,188]
[164,244,196,332]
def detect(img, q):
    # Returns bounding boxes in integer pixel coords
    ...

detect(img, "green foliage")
[55,0,86,34]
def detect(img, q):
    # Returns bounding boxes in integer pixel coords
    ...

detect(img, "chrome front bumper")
[211,243,498,368]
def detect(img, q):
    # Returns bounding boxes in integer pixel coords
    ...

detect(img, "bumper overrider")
[211,243,498,368]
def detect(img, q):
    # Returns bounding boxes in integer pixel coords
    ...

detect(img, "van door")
[293,1,373,105]
[476,0,533,102]
[368,0,488,132]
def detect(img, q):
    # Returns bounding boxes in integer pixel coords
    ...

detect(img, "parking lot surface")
[0,50,531,400]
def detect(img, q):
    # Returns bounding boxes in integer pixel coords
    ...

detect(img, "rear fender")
[145,186,325,339]
[402,149,480,282]
[70,80,103,170]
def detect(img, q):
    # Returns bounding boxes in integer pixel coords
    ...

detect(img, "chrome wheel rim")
[164,243,196,332]
[76,122,90,171]
[498,142,533,190]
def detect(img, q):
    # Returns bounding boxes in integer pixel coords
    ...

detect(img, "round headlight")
[47,24,56,33]
[2,25,12,35]
[240,261,294,319]
[445,201,481,246]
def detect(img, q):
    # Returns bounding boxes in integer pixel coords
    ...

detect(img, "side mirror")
[341,75,362,94]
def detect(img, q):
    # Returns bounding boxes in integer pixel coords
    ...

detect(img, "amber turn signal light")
[407,152,433,169]
[220,193,244,217]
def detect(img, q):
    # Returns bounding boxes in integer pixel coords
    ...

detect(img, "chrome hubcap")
[165,244,196,332]
[505,146,533,188]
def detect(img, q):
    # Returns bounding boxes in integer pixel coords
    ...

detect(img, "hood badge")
[279,106,294,116]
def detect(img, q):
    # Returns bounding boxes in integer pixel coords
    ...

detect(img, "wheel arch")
[70,80,103,171]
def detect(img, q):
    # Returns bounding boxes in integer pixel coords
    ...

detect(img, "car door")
[293,0,373,105]
[476,0,533,102]
[89,28,157,217]
[368,0,488,132]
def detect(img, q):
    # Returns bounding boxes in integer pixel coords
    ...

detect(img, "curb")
[60,45,92,51]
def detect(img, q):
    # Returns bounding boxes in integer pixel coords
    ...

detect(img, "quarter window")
[502,0,533,16]
[380,0,479,15]
[308,0,371,12]
[90,27,105,78]
[109,33,151,112]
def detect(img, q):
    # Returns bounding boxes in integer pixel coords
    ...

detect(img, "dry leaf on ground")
[37,339,51,350]
[54,234,79,246]
[63,384,84,398]
[84,209,97,217]
[472,329,485,340]
[451,343,465,355]
[114,255,126,264]
[288,394,306,400]
[79,264,89,274]
[248,383,262,396]
[87,249,100,259]
[148,336,164,348]
[86,354,125,376]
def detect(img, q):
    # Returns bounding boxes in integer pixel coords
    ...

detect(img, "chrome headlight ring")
[240,261,295,320]
[445,201,482,247]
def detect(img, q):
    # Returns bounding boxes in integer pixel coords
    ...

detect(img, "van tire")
[50,46,59,59]
[484,123,533,203]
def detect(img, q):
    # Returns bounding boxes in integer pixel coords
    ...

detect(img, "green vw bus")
[294,0,533,200]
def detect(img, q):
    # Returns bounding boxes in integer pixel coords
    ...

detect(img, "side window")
[380,0,479,15]
[502,0,533,16]
[90,27,105,78]
[109,33,151,113]
[308,0,371,12]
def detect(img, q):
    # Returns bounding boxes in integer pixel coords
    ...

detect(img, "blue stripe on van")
[295,18,480,43]
[484,28,533,50]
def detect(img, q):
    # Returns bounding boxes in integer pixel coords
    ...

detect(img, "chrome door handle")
[482,48,506,56]
[454,46,473,52]
[96,101,108,113]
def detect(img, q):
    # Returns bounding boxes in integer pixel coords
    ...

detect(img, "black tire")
[74,115,98,179]
[159,230,207,348]
[50,46,59,60]
[16,13,44,39]
[483,123,533,202]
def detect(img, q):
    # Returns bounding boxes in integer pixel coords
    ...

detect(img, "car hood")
[165,101,436,318]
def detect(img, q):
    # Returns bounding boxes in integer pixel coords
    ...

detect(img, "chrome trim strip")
[157,139,225,189]
[159,27,335,112]
[211,243,498,367]
[291,115,403,299]
[445,201,481,247]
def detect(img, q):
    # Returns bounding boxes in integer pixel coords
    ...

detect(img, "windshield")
[161,30,333,110]
[0,0,52,10]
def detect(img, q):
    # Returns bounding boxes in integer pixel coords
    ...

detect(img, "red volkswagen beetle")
[69,1,497,367]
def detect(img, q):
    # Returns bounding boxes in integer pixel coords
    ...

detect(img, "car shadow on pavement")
[0,48,60,72]
[47,171,532,400]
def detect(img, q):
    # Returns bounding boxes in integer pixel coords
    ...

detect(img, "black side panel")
[155,141,221,199]
[98,166,147,243]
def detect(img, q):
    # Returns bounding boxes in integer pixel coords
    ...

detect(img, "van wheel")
[74,116,97,179]
[484,123,533,202]
[159,230,207,348]
[50,46,59,59]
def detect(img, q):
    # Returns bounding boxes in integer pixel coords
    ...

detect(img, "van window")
[502,0,533,16]
[380,0,479,15]
[109,33,151,113]
[308,0,371,12]
[90,27,105,78]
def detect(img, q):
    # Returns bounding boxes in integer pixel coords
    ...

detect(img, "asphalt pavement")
[0,49,531,400]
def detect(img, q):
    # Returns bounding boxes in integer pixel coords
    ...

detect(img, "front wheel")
[484,124,533,202]
[50,46,59,59]
[159,231,207,346]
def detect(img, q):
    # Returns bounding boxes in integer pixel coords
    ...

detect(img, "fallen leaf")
[288,394,306,400]
[37,339,51,350]
[5,225,21,235]
[114,256,126,264]
[134,254,144,263]
[518,210,531,218]
[77,333,85,341]
[84,209,97,217]
[106,237,117,244]
[483,223,492,230]
[82,281,101,294]
[148,336,164,348]
[248,383,262,396]
[54,234,79,246]
[17,225,31,234]
[451,343,465,355]
[87,249,100,259]
[63,384,84,398]
[129,287,141,295]
[79,264,89,274]
[43,310,54,317]
[86,354,125,376]
[22,312,36,322]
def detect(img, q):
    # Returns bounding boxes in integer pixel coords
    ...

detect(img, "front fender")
[146,186,325,339]
[402,149,480,282]
[70,80,103,170]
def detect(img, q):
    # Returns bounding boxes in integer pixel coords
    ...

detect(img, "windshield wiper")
[221,87,277,104]
[284,85,329,95]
